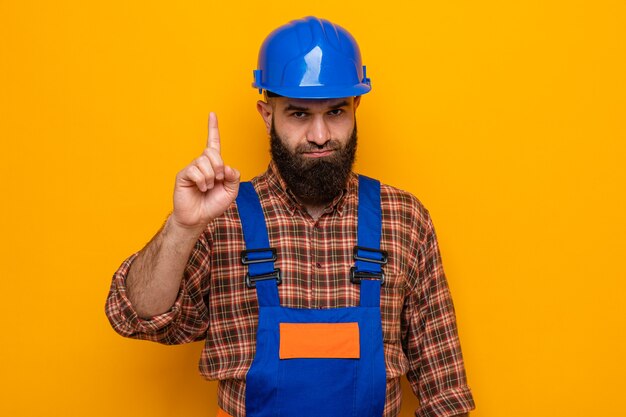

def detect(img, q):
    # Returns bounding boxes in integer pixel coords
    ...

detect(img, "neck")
[303,203,326,221]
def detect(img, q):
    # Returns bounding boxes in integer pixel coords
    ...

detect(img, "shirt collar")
[265,160,358,217]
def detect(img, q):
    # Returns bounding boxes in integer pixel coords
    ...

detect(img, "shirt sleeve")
[104,230,212,345]
[403,211,475,417]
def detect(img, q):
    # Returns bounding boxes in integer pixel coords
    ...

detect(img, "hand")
[171,112,240,230]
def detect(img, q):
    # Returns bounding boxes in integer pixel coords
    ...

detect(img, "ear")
[257,100,273,134]
[353,96,361,111]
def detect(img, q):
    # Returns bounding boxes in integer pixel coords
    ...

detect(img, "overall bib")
[235,176,387,417]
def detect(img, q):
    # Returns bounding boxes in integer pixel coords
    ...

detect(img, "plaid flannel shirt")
[106,162,475,417]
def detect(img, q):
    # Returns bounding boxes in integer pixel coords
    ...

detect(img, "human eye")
[291,111,308,119]
[328,109,344,116]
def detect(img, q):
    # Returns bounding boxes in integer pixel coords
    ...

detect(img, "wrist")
[166,214,207,241]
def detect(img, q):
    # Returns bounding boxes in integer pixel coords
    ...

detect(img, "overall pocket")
[276,323,360,417]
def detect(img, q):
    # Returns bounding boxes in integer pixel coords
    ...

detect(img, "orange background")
[1,1,625,416]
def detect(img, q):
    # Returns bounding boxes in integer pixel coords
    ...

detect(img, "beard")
[270,120,357,206]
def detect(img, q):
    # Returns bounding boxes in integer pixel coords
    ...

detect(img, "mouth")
[301,149,336,158]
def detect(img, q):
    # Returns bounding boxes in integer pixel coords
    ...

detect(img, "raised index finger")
[207,112,221,153]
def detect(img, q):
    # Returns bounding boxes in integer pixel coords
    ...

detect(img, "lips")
[302,149,336,158]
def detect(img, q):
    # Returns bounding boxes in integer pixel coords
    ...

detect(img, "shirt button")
[315,262,322,269]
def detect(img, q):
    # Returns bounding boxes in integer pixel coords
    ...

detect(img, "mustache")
[269,120,358,205]
[295,140,342,153]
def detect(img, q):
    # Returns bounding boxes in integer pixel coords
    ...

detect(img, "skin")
[124,104,469,417]
[127,98,361,317]
[126,112,240,318]
[257,95,360,219]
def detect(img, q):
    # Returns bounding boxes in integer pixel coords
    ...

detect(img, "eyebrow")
[284,100,350,112]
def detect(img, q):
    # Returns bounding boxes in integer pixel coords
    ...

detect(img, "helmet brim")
[254,83,372,99]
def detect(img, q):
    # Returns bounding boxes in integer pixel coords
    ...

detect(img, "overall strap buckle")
[241,248,282,289]
[241,248,277,265]
[353,246,388,264]
[351,246,388,285]
[245,269,282,289]
[350,268,385,285]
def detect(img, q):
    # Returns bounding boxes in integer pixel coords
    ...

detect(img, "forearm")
[126,215,206,318]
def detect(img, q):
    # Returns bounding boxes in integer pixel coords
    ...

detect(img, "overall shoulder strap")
[236,182,280,307]
[355,176,386,308]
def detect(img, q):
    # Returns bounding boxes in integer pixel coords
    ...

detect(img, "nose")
[306,116,331,146]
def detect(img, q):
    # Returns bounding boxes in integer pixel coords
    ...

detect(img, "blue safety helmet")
[252,17,371,99]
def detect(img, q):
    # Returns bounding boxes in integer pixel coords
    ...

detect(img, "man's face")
[257,96,361,205]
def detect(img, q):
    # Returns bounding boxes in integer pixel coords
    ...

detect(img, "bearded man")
[106,16,475,417]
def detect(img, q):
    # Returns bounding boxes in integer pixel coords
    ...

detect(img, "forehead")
[273,97,353,110]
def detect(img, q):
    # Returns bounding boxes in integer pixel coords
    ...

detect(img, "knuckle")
[190,166,203,179]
